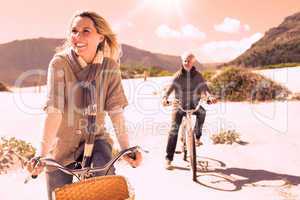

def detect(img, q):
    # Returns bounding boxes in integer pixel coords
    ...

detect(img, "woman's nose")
[73,31,82,40]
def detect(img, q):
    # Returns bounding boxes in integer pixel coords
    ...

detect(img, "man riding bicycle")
[162,52,216,170]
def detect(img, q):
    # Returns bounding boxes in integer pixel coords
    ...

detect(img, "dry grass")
[0,137,36,174]
[210,129,243,145]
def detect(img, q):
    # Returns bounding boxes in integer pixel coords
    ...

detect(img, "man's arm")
[163,82,175,99]
[162,77,176,106]
[199,73,217,103]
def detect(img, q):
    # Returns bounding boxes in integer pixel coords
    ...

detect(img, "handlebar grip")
[128,152,136,160]
[30,156,41,179]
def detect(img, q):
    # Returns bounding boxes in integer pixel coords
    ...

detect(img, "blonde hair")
[57,10,121,62]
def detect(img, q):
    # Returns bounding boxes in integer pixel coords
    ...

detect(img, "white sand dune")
[258,66,300,92]
[1,67,300,200]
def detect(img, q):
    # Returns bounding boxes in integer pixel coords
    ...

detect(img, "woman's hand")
[123,150,143,168]
[26,156,45,177]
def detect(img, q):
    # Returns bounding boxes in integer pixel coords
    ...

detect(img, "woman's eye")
[71,29,78,34]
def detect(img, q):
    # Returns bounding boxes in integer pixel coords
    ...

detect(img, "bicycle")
[166,99,209,182]
[24,146,146,200]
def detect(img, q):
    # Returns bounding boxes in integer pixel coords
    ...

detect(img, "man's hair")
[181,52,195,61]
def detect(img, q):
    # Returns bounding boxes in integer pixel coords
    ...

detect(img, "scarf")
[66,48,104,116]
[65,48,104,168]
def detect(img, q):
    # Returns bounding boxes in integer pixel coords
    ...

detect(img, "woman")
[28,11,142,200]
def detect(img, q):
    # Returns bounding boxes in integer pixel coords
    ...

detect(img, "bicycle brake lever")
[24,156,41,184]
[126,146,149,166]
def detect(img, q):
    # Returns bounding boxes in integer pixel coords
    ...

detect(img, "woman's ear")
[99,35,105,43]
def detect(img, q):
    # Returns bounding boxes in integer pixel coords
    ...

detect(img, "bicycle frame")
[177,100,205,157]
[169,99,206,181]
[180,110,195,162]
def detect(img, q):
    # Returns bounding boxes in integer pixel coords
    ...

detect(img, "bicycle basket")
[53,175,133,200]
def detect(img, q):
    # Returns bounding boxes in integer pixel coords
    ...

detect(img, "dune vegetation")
[208,67,291,102]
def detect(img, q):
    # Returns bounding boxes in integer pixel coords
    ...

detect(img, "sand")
[1,67,300,200]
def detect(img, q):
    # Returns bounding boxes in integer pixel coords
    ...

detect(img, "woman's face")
[70,16,104,62]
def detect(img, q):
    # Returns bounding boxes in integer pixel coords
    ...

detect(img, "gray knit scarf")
[65,49,102,116]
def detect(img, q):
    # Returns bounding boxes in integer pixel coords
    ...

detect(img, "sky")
[0,0,299,63]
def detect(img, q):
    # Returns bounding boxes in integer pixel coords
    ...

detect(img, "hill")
[0,38,188,87]
[228,12,300,67]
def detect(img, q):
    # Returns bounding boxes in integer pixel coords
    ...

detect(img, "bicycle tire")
[182,133,187,161]
[188,130,197,182]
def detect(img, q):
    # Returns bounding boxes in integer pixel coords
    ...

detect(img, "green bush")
[120,65,173,78]
[202,70,217,82]
[209,67,291,101]
[157,70,173,77]
[261,63,300,69]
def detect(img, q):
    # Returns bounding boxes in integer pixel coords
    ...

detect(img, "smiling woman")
[26,10,143,200]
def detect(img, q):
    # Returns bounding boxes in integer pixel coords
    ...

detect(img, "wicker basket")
[53,175,133,200]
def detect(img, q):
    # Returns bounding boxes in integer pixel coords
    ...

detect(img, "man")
[162,52,216,170]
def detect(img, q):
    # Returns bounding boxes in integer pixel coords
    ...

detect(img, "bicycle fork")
[181,114,193,161]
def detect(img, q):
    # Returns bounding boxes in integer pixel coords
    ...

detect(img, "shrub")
[261,63,300,69]
[209,67,291,101]
[0,137,36,174]
[210,129,241,145]
[120,65,173,78]
[0,137,36,159]
[202,70,217,82]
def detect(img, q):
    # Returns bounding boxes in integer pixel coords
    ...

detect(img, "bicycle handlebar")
[25,146,147,183]
[166,99,208,114]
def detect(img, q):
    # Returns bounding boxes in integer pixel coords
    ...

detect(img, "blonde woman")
[28,11,142,200]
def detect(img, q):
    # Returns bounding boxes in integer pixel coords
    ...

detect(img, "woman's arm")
[108,107,142,167]
[39,56,66,156]
[108,107,129,150]
[39,109,62,157]
[27,109,62,176]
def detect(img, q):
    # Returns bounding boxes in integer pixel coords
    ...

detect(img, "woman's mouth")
[74,43,87,50]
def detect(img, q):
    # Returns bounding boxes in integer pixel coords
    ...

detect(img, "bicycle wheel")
[196,173,240,191]
[187,129,197,182]
[182,129,187,161]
